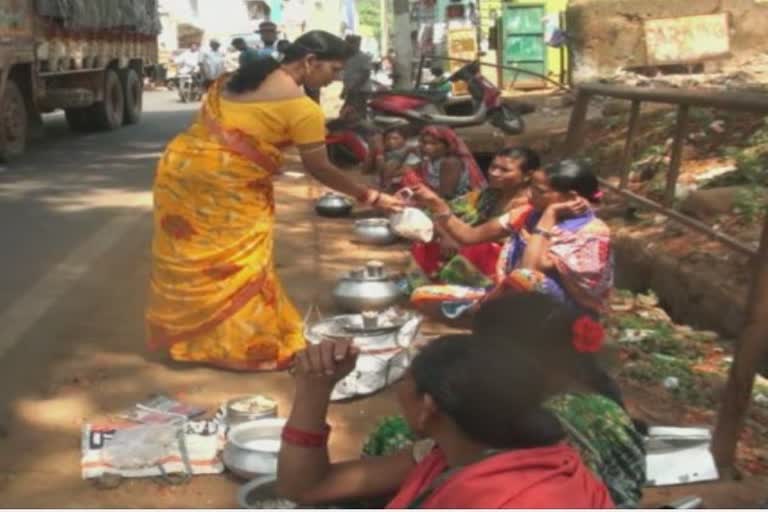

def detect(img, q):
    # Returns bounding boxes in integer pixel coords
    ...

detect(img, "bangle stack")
[356,188,382,207]
[281,424,331,448]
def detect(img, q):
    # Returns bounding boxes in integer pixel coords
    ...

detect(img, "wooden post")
[564,90,591,155]
[664,104,689,206]
[620,100,642,189]
[712,215,768,469]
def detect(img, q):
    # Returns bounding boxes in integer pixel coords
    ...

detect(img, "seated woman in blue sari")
[410,159,613,323]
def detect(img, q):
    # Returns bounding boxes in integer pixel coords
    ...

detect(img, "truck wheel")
[89,69,125,130]
[121,68,143,125]
[0,80,29,162]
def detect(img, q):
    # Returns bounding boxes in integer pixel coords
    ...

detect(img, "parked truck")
[0,0,160,161]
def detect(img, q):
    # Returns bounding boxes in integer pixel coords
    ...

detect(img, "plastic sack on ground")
[390,207,434,243]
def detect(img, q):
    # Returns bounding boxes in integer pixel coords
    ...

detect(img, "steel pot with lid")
[353,218,398,245]
[315,193,353,218]
[332,261,402,313]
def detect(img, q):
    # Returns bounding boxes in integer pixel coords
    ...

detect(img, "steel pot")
[332,261,402,313]
[225,395,278,427]
[353,218,397,245]
[223,418,286,480]
[315,193,353,218]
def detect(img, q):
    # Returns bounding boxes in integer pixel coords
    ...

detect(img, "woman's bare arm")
[298,142,402,211]
[413,185,508,245]
[298,142,370,198]
[277,341,414,505]
[277,382,413,504]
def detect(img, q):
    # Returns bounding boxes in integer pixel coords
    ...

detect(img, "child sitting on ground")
[377,126,420,192]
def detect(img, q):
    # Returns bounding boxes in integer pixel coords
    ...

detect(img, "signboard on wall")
[644,13,730,66]
[447,27,477,96]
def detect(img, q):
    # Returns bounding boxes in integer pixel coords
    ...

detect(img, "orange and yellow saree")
[146,79,326,370]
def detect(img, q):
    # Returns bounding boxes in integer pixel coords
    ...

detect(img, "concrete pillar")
[393,0,414,88]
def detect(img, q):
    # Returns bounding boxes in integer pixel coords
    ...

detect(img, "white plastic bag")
[390,207,434,243]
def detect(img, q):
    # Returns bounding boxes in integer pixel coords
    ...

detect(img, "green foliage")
[357,0,393,43]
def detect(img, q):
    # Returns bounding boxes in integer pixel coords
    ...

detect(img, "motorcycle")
[177,72,203,103]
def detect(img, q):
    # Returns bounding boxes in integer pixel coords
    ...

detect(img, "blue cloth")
[440,211,597,319]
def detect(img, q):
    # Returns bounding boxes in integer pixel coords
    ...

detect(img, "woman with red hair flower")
[361,293,646,509]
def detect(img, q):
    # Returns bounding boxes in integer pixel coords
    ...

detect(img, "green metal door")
[499,4,547,88]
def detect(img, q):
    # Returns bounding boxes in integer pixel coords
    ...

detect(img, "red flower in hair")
[572,316,605,353]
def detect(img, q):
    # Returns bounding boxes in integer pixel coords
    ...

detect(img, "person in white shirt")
[200,40,226,89]
[175,43,201,76]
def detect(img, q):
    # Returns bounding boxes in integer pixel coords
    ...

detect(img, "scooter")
[368,60,533,134]
[324,60,533,167]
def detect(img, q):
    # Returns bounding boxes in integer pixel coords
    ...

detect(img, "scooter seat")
[370,89,449,104]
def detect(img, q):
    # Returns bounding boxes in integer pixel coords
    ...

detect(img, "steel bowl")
[223,418,286,480]
[238,476,297,509]
[353,218,398,245]
[315,193,353,218]
[225,395,278,427]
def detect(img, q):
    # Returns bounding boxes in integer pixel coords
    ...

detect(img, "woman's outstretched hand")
[375,192,406,213]
[410,184,444,210]
[293,338,360,390]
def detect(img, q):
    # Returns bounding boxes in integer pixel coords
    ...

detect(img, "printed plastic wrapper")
[330,314,423,401]
[390,207,434,243]
[81,419,225,480]
[102,422,184,470]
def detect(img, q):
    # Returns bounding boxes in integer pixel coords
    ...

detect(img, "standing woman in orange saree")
[147,31,403,371]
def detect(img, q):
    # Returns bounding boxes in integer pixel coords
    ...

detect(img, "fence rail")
[564,82,768,471]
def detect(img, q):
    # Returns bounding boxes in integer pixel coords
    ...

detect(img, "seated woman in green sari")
[405,147,540,292]
[363,293,646,509]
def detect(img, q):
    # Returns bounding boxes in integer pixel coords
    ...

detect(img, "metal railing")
[564,82,768,471]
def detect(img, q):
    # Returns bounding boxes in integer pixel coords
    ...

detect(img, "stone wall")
[565,0,768,81]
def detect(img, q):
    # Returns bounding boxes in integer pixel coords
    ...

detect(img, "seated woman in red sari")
[401,125,486,200]
[276,334,614,508]
[405,147,540,292]
[410,159,612,322]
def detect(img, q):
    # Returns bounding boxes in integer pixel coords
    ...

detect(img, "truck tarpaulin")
[35,0,161,35]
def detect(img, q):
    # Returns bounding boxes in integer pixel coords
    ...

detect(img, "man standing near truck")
[256,21,279,59]
[200,40,226,90]
[175,43,201,77]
